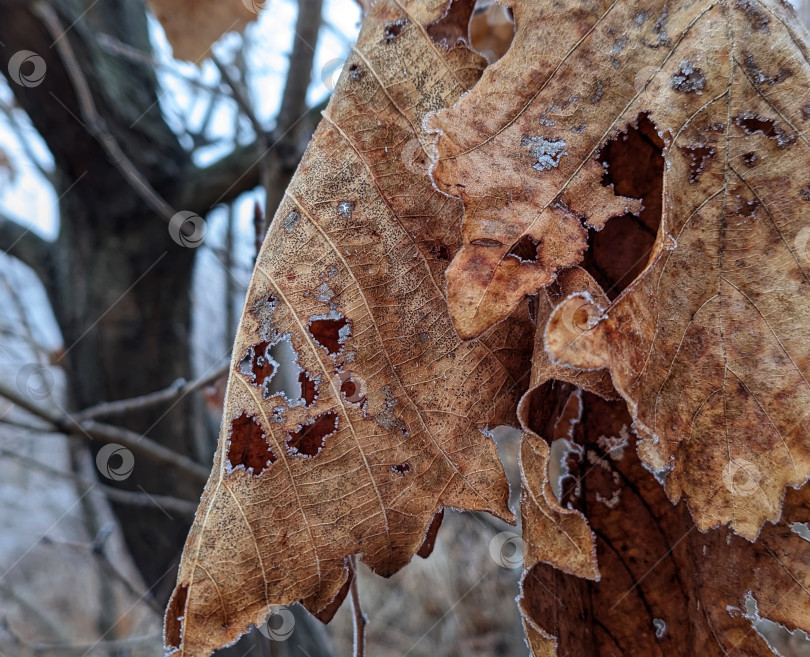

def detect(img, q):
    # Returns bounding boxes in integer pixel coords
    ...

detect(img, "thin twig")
[349,556,367,657]
[0,381,209,483]
[0,584,67,643]
[212,54,267,141]
[45,529,165,616]
[74,361,229,421]
[35,3,178,223]
[26,635,162,655]
[261,0,325,234]
[0,448,198,518]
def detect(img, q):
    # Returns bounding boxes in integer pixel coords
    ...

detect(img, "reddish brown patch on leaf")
[735,113,796,148]
[228,412,276,475]
[417,508,444,558]
[308,317,350,355]
[299,371,318,407]
[286,412,339,457]
[743,52,792,85]
[430,243,452,261]
[164,583,189,650]
[339,371,366,404]
[743,151,758,167]
[735,0,770,33]
[737,198,760,217]
[680,144,716,182]
[391,461,411,475]
[238,341,275,391]
[383,17,409,43]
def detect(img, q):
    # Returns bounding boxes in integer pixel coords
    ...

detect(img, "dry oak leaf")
[539,0,810,539]
[519,389,810,656]
[164,0,532,653]
[146,0,259,62]
[430,0,810,538]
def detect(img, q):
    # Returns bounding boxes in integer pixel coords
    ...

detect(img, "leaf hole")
[427,0,476,51]
[743,592,810,653]
[470,0,515,63]
[507,235,541,263]
[238,341,277,393]
[585,113,664,299]
[265,337,313,404]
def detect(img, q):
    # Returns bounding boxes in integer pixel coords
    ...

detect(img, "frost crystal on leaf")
[521,136,567,171]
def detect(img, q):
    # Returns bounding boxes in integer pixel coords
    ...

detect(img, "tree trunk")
[0,0,199,603]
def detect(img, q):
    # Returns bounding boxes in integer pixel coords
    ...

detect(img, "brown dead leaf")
[516,268,616,587]
[430,0,810,538]
[519,388,810,656]
[164,1,532,653]
[146,0,259,62]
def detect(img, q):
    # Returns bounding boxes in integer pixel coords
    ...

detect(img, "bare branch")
[0,211,53,284]
[35,3,178,223]
[349,556,367,657]
[26,635,161,655]
[0,448,198,518]
[0,100,54,184]
[277,0,325,135]
[212,55,267,141]
[0,381,209,483]
[260,0,326,232]
[75,361,229,422]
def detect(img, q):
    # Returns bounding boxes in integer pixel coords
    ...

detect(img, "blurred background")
[0,0,807,655]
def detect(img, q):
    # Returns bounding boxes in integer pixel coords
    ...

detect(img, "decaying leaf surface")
[516,268,617,583]
[519,389,810,656]
[165,1,532,653]
[146,0,258,62]
[432,0,810,538]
